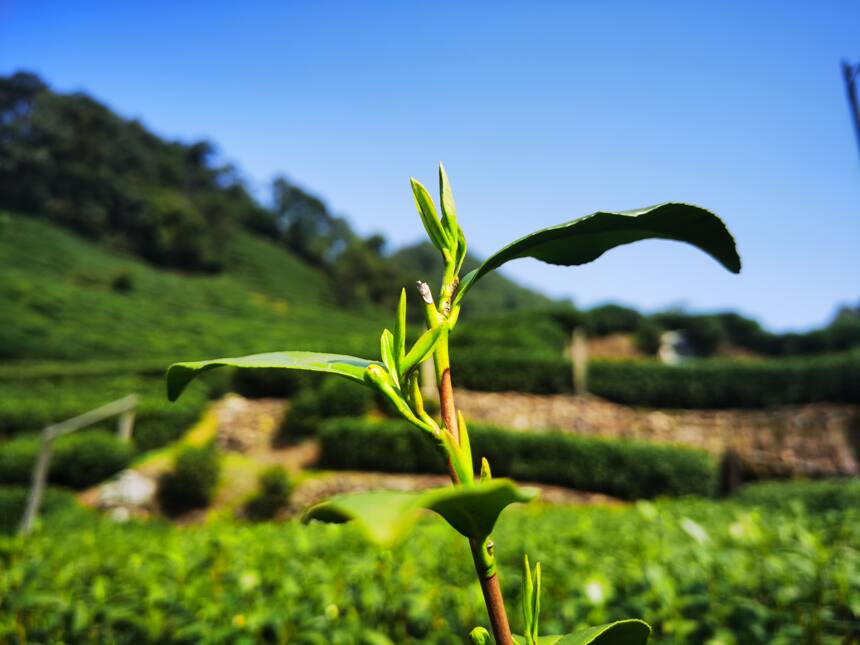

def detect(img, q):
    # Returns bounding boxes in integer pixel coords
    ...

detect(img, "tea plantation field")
[2,487,858,644]
[0,215,380,361]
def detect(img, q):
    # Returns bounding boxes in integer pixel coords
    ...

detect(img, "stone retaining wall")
[455,390,860,478]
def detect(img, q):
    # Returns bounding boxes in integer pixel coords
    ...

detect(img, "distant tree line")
[0,71,547,318]
[455,302,860,359]
[1,71,855,353]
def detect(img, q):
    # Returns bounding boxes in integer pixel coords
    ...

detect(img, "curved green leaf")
[394,288,407,370]
[439,162,458,237]
[401,324,444,377]
[411,177,450,253]
[514,620,651,645]
[166,351,379,401]
[302,479,538,547]
[456,203,740,304]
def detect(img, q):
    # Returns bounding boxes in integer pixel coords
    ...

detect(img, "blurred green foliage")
[0,373,210,450]
[157,443,221,515]
[737,478,860,512]
[0,485,75,534]
[278,379,375,442]
[588,351,860,408]
[244,466,293,522]
[0,489,857,643]
[0,430,134,489]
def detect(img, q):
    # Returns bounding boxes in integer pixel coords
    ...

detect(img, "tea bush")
[454,350,860,407]
[0,485,76,534]
[0,374,210,451]
[454,350,571,394]
[589,351,860,408]
[232,368,321,399]
[1,492,857,643]
[157,443,220,515]
[319,418,717,499]
[0,430,133,489]
[244,465,292,521]
[737,478,860,512]
[278,378,375,441]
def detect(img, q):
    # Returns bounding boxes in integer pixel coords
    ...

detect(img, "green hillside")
[0,214,380,362]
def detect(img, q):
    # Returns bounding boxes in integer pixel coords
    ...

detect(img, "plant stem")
[470,539,513,645]
[435,335,513,645]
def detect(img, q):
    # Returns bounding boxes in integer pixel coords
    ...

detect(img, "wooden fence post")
[19,394,138,536]
[117,410,136,443]
[19,430,57,536]
[571,327,588,396]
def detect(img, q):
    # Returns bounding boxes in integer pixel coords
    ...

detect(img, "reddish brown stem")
[438,368,459,444]
[437,364,512,644]
[470,540,514,645]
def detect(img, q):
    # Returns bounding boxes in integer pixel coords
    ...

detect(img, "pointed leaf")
[456,203,740,304]
[480,457,492,482]
[439,162,458,238]
[423,479,538,542]
[454,224,468,275]
[533,562,541,642]
[522,555,535,641]
[394,288,407,369]
[411,177,450,252]
[166,351,379,401]
[302,489,422,546]
[303,479,538,547]
[441,430,473,486]
[364,364,429,432]
[380,329,398,382]
[401,325,444,376]
[457,411,474,483]
[514,620,651,645]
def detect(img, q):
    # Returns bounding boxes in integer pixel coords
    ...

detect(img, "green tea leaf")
[303,479,538,547]
[380,329,398,382]
[456,203,740,305]
[400,325,444,377]
[166,351,379,401]
[439,162,458,238]
[454,224,468,275]
[422,479,538,541]
[522,555,535,641]
[533,562,541,642]
[514,620,651,645]
[457,411,474,484]
[394,288,407,370]
[411,177,450,253]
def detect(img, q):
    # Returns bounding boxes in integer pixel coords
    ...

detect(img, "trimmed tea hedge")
[0,485,76,534]
[319,418,717,499]
[158,443,221,515]
[0,374,210,450]
[453,350,860,408]
[588,352,860,408]
[0,430,134,489]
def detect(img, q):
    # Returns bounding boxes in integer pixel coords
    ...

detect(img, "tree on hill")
[0,71,267,271]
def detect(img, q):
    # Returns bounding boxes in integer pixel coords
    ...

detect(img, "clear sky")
[2,1,858,331]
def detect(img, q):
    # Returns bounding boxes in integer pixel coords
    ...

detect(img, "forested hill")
[0,71,553,321]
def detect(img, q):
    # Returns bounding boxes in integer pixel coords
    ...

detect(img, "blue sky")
[2,1,858,331]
